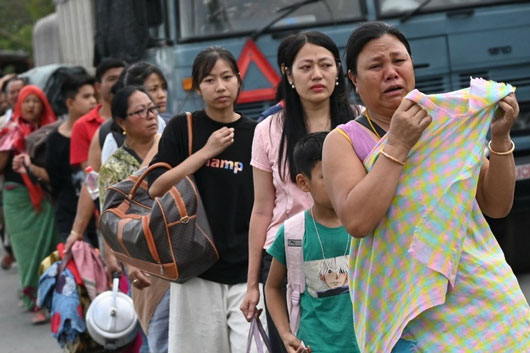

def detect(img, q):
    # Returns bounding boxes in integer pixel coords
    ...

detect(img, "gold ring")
[132,279,139,285]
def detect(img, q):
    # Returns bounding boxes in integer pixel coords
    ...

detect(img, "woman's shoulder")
[104,147,139,169]
[100,148,139,183]
[166,112,189,127]
[167,110,213,130]
[255,110,283,136]
[234,114,258,129]
[335,119,363,135]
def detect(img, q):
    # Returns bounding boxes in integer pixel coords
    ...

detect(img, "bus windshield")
[178,0,363,41]
[378,0,517,17]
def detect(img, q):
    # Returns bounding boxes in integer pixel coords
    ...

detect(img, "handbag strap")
[186,112,193,156]
[246,313,272,353]
[127,161,172,200]
[128,112,193,200]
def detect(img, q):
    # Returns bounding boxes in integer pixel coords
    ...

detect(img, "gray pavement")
[0,252,62,353]
[1,246,530,352]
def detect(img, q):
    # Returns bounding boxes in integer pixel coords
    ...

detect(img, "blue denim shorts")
[391,338,418,353]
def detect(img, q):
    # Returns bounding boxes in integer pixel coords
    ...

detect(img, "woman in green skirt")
[0,85,58,324]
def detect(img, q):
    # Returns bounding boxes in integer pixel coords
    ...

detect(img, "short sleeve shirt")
[267,211,359,353]
[148,110,256,284]
[70,104,104,166]
[251,112,313,249]
[98,146,141,208]
[45,129,79,236]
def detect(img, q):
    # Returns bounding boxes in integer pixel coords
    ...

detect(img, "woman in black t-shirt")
[148,47,262,353]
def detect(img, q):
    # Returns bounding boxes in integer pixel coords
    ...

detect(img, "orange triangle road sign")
[237,39,281,104]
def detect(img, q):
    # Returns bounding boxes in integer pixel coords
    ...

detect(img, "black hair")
[293,131,328,179]
[274,34,297,102]
[111,85,150,121]
[3,77,27,94]
[345,22,411,85]
[61,73,96,100]
[111,69,127,96]
[124,61,168,89]
[277,34,295,71]
[191,46,242,95]
[95,58,127,82]
[278,31,357,182]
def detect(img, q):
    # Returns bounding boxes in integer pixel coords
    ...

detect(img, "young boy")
[44,73,97,242]
[265,132,360,353]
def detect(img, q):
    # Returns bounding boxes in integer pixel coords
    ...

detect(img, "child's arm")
[265,258,310,353]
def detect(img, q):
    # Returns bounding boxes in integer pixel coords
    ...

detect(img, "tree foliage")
[0,0,55,55]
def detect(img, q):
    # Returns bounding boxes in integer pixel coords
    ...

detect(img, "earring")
[122,130,126,135]
[335,77,339,86]
[289,81,295,89]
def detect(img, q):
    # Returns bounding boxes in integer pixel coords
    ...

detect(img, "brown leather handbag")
[99,113,219,282]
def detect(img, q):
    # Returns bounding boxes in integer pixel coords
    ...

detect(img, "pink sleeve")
[0,125,18,152]
[251,117,273,172]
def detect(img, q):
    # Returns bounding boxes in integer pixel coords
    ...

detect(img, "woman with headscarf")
[0,85,59,324]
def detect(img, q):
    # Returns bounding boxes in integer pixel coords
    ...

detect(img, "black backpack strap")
[99,119,126,148]
[355,114,386,138]
[113,130,125,148]
[98,119,113,149]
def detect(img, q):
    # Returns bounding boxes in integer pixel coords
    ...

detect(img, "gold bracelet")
[488,140,515,156]
[380,150,405,166]
[70,230,81,239]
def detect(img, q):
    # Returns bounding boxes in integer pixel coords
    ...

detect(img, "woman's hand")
[125,264,152,290]
[476,93,518,218]
[104,250,122,280]
[491,93,519,140]
[64,231,83,252]
[240,285,260,322]
[12,153,29,174]
[386,99,432,156]
[201,127,234,159]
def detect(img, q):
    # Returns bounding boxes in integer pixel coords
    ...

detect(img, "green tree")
[0,0,55,55]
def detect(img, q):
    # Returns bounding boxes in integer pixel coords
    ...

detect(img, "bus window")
[178,0,363,41]
[378,0,516,17]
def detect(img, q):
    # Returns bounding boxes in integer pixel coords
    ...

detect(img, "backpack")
[25,120,62,167]
[98,119,124,150]
[284,211,306,335]
[43,66,88,117]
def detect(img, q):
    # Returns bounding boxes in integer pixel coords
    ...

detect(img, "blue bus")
[106,0,530,271]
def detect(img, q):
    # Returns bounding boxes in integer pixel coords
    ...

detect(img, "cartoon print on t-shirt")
[304,255,349,298]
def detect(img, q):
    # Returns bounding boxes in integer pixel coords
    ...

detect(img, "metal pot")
[86,275,138,350]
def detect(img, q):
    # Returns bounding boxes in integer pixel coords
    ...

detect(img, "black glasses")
[127,106,159,119]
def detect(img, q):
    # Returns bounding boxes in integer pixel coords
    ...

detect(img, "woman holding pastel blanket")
[323,22,530,353]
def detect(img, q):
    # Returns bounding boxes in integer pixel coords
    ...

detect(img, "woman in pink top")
[240,31,359,351]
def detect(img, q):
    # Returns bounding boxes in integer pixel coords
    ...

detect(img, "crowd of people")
[0,21,529,353]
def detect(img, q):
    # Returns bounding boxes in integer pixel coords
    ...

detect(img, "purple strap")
[246,315,272,353]
[284,211,306,335]
[336,121,378,162]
